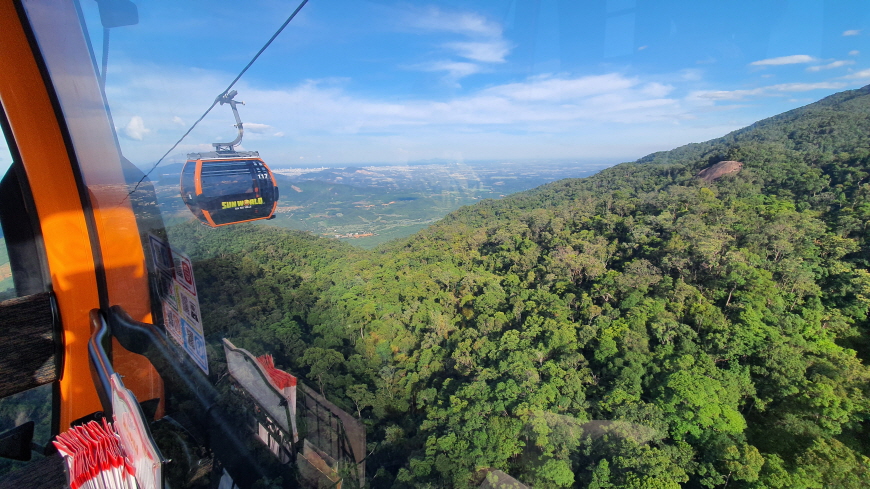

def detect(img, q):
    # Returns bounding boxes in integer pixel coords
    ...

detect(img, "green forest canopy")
[170,85,870,488]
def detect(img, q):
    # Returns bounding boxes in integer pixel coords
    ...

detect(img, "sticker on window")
[163,302,183,346]
[178,285,202,333]
[182,319,209,374]
[172,249,197,297]
[149,234,207,373]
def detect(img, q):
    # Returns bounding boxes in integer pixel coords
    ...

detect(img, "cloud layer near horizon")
[105,64,693,161]
[103,56,867,168]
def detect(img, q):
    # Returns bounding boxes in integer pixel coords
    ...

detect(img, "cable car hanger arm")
[212,90,245,153]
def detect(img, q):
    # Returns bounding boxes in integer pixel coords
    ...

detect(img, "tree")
[300,347,344,396]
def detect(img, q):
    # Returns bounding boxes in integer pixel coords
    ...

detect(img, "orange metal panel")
[194,159,204,195]
[22,0,164,414]
[0,0,102,428]
[208,214,272,227]
[264,160,279,217]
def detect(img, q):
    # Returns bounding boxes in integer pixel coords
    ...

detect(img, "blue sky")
[4,0,870,173]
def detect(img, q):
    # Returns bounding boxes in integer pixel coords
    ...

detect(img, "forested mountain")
[171,85,870,488]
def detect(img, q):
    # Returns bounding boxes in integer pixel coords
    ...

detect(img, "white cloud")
[244,122,274,134]
[849,50,860,56]
[691,88,764,101]
[844,68,870,79]
[104,63,694,164]
[101,60,860,167]
[404,7,512,83]
[843,30,861,36]
[123,116,150,140]
[769,82,846,91]
[444,40,511,63]
[642,82,675,97]
[408,7,501,38]
[247,73,685,128]
[807,60,855,72]
[482,73,636,102]
[691,81,846,101]
[680,69,703,81]
[749,54,817,66]
[414,61,483,82]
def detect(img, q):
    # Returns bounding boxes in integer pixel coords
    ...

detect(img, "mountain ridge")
[409,83,870,243]
[174,84,870,488]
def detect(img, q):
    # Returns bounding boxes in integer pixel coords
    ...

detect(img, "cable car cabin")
[181,151,279,227]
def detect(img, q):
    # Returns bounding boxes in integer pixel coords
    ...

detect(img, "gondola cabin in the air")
[181,153,279,227]
[180,90,279,227]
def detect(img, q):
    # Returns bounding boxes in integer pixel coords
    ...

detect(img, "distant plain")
[153,159,614,248]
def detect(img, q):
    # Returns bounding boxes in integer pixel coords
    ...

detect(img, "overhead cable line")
[125,0,310,199]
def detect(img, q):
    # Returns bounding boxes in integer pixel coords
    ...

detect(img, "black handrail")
[87,309,114,416]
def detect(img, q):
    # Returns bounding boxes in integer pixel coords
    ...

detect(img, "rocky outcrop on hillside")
[697,160,743,182]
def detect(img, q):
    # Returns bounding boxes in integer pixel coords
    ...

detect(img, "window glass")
[0,138,13,301]
[180,163,196,199]
[24,1,870,487]
[0,385,53,478]
[0,136,9,176]
[0,121,54,480]
[199,162,256,197]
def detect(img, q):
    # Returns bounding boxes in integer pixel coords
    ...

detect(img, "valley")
[151,160,612,247]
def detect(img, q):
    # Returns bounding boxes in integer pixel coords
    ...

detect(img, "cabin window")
[0,105,58,480]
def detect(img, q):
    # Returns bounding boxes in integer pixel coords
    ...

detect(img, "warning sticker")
[163,303,183,346]
[172,250,197,297]
[149,234,179,309]
[149,233,207,373]
[178,286,202,333]
[148,234,174,275]
[158,273,178,311]
[182,319,209,374]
